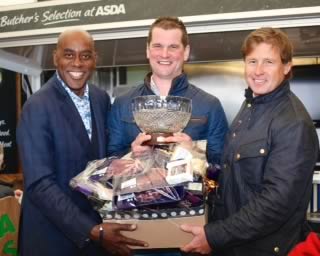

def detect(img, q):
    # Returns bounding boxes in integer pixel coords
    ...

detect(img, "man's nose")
[160,47,169,58]
[255,63,264,75]
[72,55,82,66]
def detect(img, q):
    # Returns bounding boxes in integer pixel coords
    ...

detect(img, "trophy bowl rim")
[131,95,192,134]
[131,95,192,104]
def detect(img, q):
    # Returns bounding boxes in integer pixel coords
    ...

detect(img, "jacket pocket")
[207,192,225,221]
[235,139,269,187]
[235,139,268,160]
[239,229,300,256]
[185,116,208,139]
[189,116,208,125]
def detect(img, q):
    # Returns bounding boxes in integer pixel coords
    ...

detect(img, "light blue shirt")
[56,72,92,140]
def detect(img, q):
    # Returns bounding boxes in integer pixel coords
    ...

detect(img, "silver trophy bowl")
[132,95,192,145]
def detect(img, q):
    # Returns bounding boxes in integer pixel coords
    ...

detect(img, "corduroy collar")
[245,80,290,105]
[144,72,189,95]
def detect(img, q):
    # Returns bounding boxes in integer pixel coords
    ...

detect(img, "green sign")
[3,240,17,256]
[0,214,17,256]
[0,0,319,36]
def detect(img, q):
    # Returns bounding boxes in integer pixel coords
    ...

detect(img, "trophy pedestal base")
[143,132,173,146]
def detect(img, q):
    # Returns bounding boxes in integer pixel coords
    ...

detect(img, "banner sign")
[0,70,18,174]
[0,0,319,35]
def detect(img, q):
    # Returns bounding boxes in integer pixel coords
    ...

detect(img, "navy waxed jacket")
[205,81,319,256]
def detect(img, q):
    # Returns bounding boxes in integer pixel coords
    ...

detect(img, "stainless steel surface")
[2,24,320,127]
[3,26,320,70]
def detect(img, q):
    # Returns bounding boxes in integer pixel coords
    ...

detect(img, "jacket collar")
[52,75,91,144]
[144,72,189,95]
[245,80,290,105]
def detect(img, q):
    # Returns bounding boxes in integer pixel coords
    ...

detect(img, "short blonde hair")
[241,27,293,79]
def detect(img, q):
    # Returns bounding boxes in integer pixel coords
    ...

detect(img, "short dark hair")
[147,16,189,47]
[55,29,96,59]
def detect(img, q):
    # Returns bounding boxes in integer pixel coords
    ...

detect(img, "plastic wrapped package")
[114,185,185,210]
[108,141,208,219]
[112,163,186,209]
[70,140,209,220]
[69,158,115,210]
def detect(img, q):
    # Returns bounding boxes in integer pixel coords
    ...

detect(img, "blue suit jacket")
[17,75,110,256]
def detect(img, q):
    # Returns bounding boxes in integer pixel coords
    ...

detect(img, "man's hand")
[131,133,152,157]
[90,223,148,256]
[159,132,193,148]
[180,224,212,255]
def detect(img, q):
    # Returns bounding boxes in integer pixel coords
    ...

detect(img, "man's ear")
[184,45,190,62]
[146,43,150,59]
[93,52,98,69]
[53,50,58,67]
[284,61,292,76]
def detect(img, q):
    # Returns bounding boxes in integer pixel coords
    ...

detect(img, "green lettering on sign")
[0,214,16,238]
[3,240,17,256]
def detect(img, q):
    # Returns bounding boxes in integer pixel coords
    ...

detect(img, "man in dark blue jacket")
[108,17,228,256]
[180,27,319,256]
[107,16,228,256]
[17,29,147,256]
[107,16,228,168]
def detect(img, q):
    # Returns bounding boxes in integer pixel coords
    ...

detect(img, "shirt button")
[274,246,280,253]
[259,148,265,154]
[223,164,227,169]
[238,120,242,124]
[232,132,236,138]
[247,103,252,108]
[236,153,240,160]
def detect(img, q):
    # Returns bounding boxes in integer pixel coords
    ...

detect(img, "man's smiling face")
[146,27,190,82]
[54,30,96,96]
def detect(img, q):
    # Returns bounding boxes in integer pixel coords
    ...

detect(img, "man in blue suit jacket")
[17,29,147,256]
